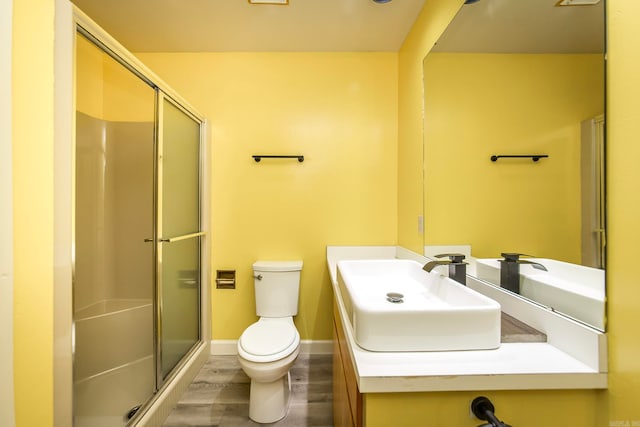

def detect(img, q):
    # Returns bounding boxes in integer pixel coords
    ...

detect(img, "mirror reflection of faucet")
[423,253,468,285]
[498,253,547,293]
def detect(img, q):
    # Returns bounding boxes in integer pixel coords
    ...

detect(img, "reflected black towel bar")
[490,154,548,162]
[253,155,304,163]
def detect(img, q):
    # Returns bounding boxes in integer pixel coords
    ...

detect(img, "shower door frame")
[54,4,212,425]
[0,0,15,424]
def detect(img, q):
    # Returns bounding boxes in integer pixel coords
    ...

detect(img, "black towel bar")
[252,155,304,163]
[490,154,548,162]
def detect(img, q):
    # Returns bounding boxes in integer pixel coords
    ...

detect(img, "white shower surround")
[74,299,154,427]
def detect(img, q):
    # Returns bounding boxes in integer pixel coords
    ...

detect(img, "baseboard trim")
[210,340,237,355]
[211,339,333,355]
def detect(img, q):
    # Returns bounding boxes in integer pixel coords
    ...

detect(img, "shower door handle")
[158,231,206,243]
[145,232,206,243]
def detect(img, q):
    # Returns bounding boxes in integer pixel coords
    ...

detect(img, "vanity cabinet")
[327,249,606,427]
[333,300,363,427]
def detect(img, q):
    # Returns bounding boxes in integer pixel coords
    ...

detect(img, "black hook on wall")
[471,396,513,427]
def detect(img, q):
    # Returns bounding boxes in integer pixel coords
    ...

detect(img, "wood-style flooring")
[162,353,333,427]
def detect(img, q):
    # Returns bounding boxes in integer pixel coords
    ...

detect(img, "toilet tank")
[253,261,303,318]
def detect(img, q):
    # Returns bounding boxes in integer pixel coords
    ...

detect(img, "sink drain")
[386,292,404,303]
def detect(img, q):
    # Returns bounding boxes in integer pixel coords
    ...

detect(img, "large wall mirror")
[422,0,606,330]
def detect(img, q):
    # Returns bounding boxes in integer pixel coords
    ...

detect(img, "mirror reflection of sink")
[336,259,501,352]
[475,258,605,329]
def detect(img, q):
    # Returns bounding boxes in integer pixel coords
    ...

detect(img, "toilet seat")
[238,320,300,363]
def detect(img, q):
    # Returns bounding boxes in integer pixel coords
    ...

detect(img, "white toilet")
[237,260,303,424]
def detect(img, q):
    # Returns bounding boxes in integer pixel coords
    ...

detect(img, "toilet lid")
[239,321,297,357]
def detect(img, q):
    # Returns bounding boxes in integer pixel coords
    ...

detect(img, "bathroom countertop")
[327,246,607,393]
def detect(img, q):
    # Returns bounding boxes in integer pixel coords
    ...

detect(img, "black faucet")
[498,253,547,294]
[423,253,467,285]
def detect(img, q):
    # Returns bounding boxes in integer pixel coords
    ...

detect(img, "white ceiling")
[432,0,604,54]
[71,0,427,52]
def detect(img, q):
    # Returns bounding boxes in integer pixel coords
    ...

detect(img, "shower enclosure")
[73,29,205,426]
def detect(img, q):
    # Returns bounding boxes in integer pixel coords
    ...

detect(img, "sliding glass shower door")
[74,31,204,426]
[157,96,202,380]
[74,32,156,426]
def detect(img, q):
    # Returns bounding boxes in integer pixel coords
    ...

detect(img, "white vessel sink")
[475,258,605,330]
[336,259,501,352]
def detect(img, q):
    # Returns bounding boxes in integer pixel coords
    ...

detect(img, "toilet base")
[249,371,291,424]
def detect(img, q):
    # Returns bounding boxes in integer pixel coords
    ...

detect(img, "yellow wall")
[135,52,398,340]
[397,0,464,253]
[11,0,55,425]
[424,53,603,262]
[75,33,104,119]
[604,0,640,422]
[76,33,154,122]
